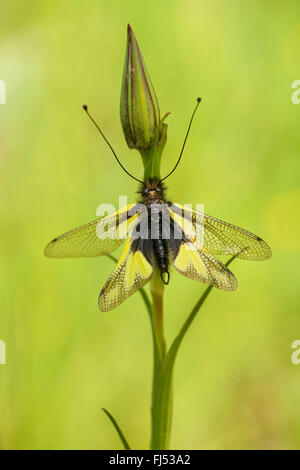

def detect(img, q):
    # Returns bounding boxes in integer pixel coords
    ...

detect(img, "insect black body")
[139,179,173,285]
[152,220,170,285]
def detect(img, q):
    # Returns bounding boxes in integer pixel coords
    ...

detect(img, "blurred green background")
[0,0,300,450]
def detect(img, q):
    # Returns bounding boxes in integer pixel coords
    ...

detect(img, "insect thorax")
[139,178,167,205]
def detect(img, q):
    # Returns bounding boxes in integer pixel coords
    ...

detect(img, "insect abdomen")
[153,239,170,285]
[147,202,170,285]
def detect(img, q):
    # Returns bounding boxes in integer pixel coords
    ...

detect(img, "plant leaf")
[101,408,131,450]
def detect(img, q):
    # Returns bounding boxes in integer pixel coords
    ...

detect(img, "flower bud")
[120,24,160,150]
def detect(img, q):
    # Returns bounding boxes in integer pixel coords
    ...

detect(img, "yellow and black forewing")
[168,239,237,291]
[44,204,140,258]
[168,203,271,261]
[99,238,154,311]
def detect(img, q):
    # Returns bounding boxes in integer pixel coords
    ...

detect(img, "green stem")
[140,121,168,181]
[150,269,172,450]
[150,269,166,371]
[140,123,170,449]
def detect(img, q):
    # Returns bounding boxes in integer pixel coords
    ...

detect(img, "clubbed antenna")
[82,105,143,184]
[159,97,202,183]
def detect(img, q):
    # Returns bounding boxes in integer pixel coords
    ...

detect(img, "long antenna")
[159,97,202,183]
[82,105,143,184]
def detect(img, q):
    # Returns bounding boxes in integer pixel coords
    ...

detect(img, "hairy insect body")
[141,179,171,284]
